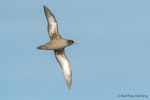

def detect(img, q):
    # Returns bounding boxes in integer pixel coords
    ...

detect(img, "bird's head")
[67,40,78,46]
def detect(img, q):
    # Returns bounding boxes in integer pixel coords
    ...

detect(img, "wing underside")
[43,5,61,40]
[54,49,72,89]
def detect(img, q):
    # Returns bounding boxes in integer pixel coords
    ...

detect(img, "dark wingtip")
[43,5,48,10]
[43,5,46,8]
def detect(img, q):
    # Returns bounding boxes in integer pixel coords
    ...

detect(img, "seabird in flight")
[37,5,76,89]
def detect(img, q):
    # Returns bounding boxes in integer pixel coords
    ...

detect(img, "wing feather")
[43,5,61,40]
[54,49,72,89]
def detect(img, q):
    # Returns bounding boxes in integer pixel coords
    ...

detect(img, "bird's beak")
[74,42,79,44]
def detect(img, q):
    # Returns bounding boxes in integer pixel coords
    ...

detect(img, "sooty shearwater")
[37,5,77,89]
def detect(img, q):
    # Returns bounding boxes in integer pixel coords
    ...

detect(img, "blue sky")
[0,0,150,100]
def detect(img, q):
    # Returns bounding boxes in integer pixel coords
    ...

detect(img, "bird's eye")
[69,40,74,43]
[68,40,74,44]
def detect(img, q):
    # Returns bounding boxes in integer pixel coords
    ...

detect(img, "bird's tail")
[37,44,49,50]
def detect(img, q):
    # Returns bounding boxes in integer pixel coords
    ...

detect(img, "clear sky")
[0,0,150,100]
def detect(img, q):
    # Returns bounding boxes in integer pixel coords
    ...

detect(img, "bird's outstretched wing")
[54,49,72,89]
[43,5,61,40]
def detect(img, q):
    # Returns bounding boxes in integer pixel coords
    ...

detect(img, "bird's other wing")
[54,49,72,89]
[43,5,61,40]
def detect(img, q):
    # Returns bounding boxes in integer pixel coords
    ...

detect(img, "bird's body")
[37,38,73,50]
[37,5,76,89]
